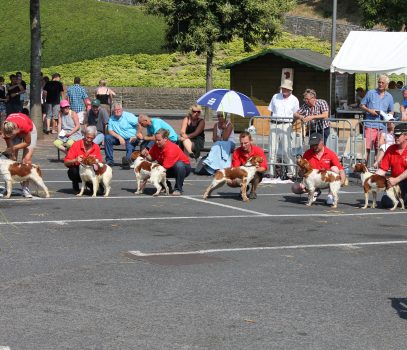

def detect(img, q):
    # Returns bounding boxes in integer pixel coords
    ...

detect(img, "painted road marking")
[128,240,407,257]
[0,211,406,226]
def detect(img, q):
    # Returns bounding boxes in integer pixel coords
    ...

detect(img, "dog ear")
[130,151,140,162]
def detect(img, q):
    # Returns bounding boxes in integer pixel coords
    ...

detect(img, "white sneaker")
[130,163,135,169]
[326,194,334,205]
[22,187,33,198]
[0,188,6,198]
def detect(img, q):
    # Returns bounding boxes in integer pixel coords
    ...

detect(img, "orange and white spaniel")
[130,151,169,196]
[297,156,341,208]
[353,162,404,210]
[77,155,112,197]
[0,153,50,198]
[203,155,264,202]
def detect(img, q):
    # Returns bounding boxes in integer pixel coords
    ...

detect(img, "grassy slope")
[0,0,165,72]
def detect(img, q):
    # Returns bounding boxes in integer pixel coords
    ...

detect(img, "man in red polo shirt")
[2,112,37,198]
[230,131,267,199]
[376,123,407,207]
[292,133,346,205]
[142,128,191,196]
[64,126,103,193]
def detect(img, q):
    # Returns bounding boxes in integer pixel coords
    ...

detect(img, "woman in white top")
[196,112,235,175]
[373,119,395,168]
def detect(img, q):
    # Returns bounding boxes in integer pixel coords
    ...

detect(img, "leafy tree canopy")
[358,0,407,31]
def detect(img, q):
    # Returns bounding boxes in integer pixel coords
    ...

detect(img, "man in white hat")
[267,79,299,178]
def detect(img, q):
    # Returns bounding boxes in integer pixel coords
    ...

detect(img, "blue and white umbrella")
[196,89,260,117]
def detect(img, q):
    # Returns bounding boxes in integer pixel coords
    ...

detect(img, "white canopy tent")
[331,31,407,75]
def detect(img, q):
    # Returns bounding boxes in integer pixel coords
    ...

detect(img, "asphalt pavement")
[0,134,406,350]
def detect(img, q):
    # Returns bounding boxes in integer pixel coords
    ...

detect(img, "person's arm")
[400,105,407,121]
[108,128,125,145]
[179,117,189,141]
[212,123,219,142]
[221,122,233,141]
[303,102,329,123]
[389,168,407,186]
[378,133,386,147]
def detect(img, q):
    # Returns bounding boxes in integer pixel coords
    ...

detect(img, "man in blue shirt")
[105,103,139,166]
[360,74,394,165]
[137,114,178,150]
[67,77,88,113]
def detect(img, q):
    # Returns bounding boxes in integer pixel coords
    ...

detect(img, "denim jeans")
[104,134,139,164]
[93,133,105,145]
[166,161,191,193]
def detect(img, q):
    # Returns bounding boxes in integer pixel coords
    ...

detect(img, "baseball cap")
[60,99,70,108]
[394,123,407,136]
[91,99,101,107]
[309,133,323,145]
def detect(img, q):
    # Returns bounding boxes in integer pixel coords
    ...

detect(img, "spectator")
[373,118,395,168]
[179,104,205,159]
[360,74,394,165]
[63,126,103,194]
[376,123,407,208]
[294,88,330,144]
[388,80,403,120]
[6,74,24,115]
[95,79,116,115]
[137,114,178,150]
[350,87,366,108]
[0,76,7,123]
[141,128,191,196]
[267,79,299,178]
[83,99,109,145]
[67,77,88,114]
[15,72,27,107]
[196,112,235,175]
[53,100,82,154]
[396,81,404,89]
[105,102,139,167]
[43,73,65,134]
[400,89,407,121]
[291,133,346,205]
[230,131,268,200]
[2,111,38,198]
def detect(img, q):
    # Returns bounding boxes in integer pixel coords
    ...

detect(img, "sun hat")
[91,99,101,107]
[309,133,323,145]
[280,79,293,90]
[60,99,70,108]
[394,123,407,136]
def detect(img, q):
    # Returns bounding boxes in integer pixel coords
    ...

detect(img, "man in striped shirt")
[294,88,330,144]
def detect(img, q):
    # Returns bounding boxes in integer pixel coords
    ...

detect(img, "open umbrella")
[196,89,260,117]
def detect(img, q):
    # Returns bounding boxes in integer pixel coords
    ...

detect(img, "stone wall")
[86,87,205,109]
[284,15,378,43]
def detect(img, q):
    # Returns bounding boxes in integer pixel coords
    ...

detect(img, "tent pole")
[330,0,337,115]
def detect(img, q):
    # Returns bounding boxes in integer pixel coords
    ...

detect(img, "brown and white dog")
[0,153,50,198]
[130,151,169,196]
[77,155,112,197]
[297,156,341,208]
[202,155,263,202]
[353,162,404,210]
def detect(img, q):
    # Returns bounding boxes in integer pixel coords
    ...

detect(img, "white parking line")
[129,240,407,256]
[184,196,269,216]
[0,210,406,226]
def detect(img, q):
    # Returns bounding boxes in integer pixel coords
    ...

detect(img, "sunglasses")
[192,110,201,113]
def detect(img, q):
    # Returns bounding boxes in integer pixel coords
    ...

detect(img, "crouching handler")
[291,133,346,205]
[230,131,268,200]
[141,128,191,196]
[64,126,103,194]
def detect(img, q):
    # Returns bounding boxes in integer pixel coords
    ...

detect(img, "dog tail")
[32,164,42,177]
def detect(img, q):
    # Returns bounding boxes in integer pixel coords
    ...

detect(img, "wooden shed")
[221,48,355,132]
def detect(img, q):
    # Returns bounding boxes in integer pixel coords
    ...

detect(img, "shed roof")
[221,49,332,72]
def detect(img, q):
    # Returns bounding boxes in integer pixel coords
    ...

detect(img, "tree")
[30,0,43,138]
[358,0,406,31]
[141,0,295,113]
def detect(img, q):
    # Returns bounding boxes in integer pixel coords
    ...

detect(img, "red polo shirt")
[380,144,407,177]
[64,139,103,167]
[149,140,190,169]
[5,113,33,135]
[232,144,268,169]
[303,146,343,171]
